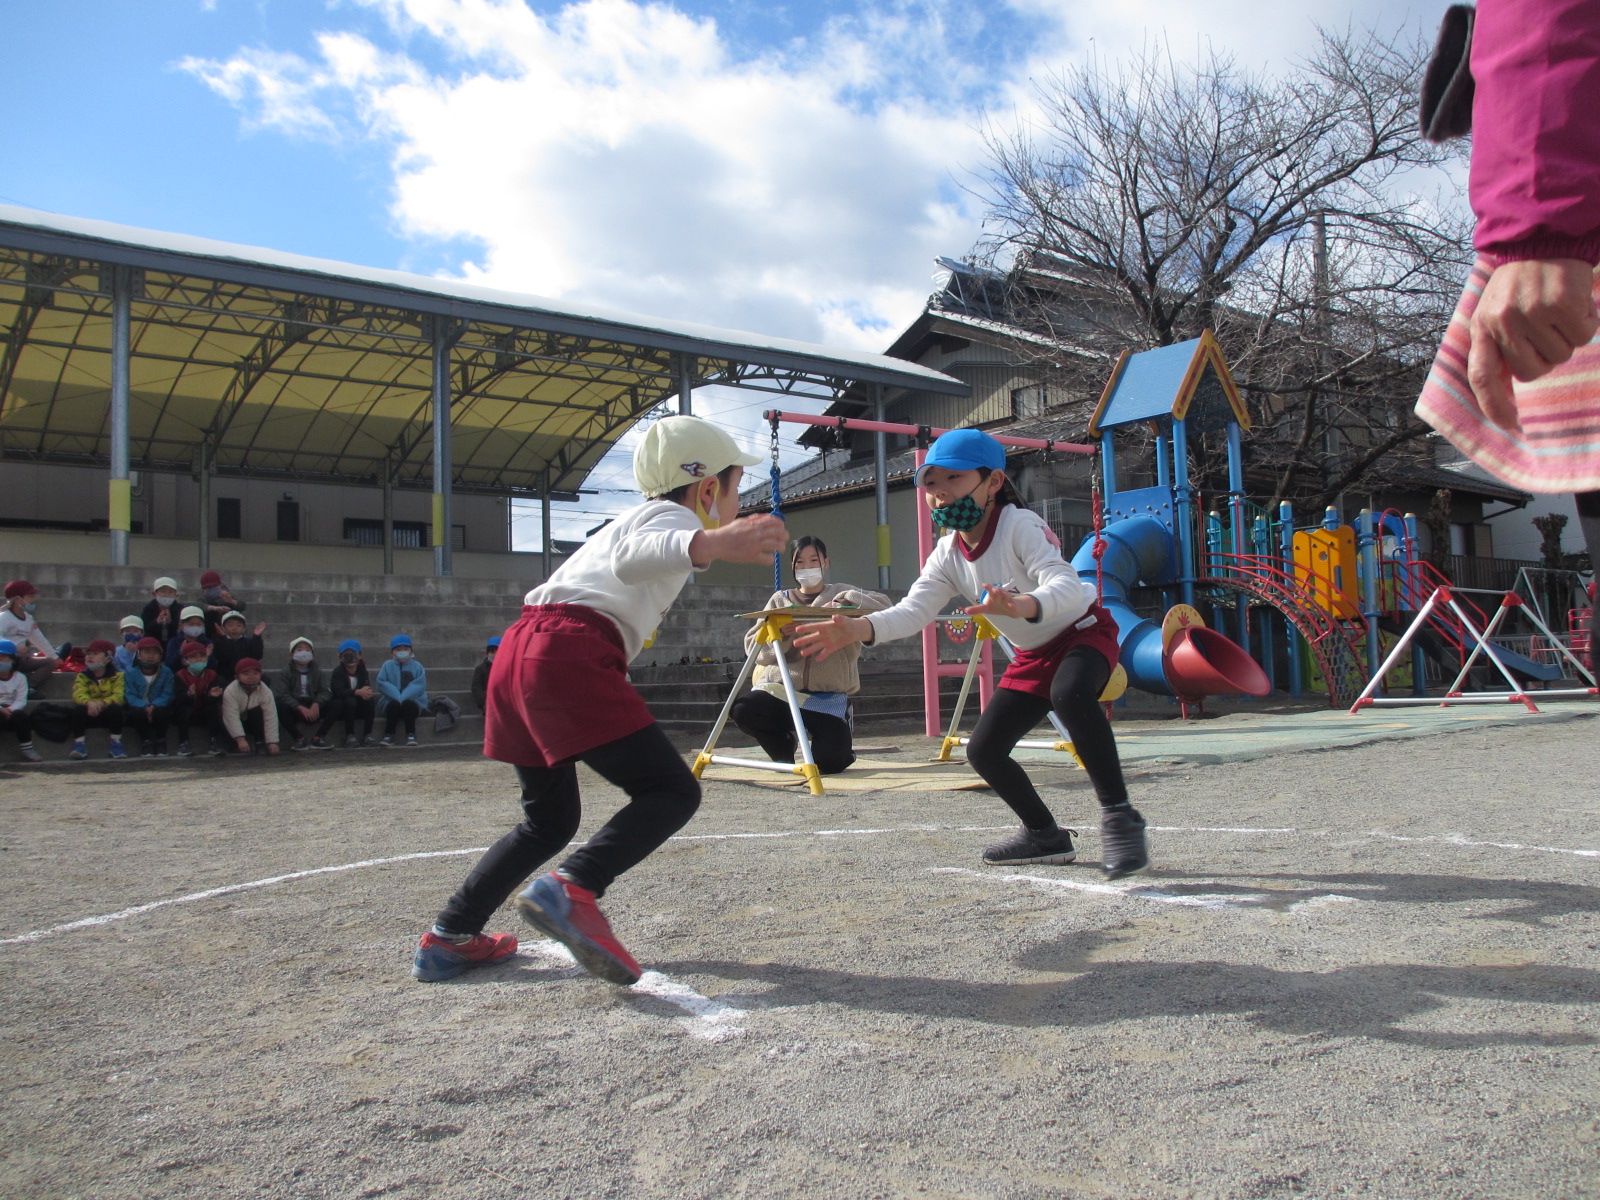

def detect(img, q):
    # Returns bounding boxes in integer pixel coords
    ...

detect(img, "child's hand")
[254,622,267,636]
[792,615,870,661]
[236,737,250,752]
[209,687,223,698]
[266,743,280,756]
[690,514,788,565]
[966,586,1039,622]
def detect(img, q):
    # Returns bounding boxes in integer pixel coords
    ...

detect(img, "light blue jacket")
[123,663,176,708]
[375,658,428,712]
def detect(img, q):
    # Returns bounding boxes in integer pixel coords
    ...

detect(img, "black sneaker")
[292,737,308,751]
[343,735,358,748]
[982,825,1077,866]
[309,736,332,750]
[1099,805,1149,880]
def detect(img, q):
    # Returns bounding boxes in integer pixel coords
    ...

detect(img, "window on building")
[453,524,466,551]
[276,500,300,542]
[392,521,429,549]
[344,518,432,548]
[1011,384,1046,420]
[216,498,242,540]
[344,518,383,547]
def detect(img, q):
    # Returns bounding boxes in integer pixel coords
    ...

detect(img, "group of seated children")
[0,572,442,762]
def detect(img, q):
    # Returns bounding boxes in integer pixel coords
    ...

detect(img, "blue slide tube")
[1070,515,1177,694]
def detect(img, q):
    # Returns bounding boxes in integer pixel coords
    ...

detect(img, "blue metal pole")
[1357,509,1382,682]
[1172,419,1194,606]
[432,319,454,578]
[1281,501,1302,697]
[1405,512,1428,696]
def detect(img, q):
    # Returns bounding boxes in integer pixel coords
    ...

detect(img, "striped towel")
[1416,257,1600,494]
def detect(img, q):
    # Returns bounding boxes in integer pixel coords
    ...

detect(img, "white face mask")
[292,650,313,664]
[794,568,824,590]
[182,624,204,638]
[156,596,176,607]
[394,649,413,662]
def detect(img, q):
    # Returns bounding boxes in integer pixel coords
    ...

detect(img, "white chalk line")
[478,938,747,1040]
[7,821,1593,948]
[933,867,1360,912]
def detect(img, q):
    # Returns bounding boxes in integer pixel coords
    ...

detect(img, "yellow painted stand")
[937,617,1127,767]
[691,610,825,795]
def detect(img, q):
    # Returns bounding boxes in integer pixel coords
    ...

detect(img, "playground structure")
[706,331,1594,783]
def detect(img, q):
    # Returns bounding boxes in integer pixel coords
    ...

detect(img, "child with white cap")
[271,636,332,750]
[163,607,214,672]
[140,577,182,651]
[112,615,146,674]
[411,414,786,984]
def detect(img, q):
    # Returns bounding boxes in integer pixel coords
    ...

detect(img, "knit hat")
[4,580,36,599]
[220,610,246,625]
[487,636,501,649]
[289,637,314,652]
[234,657,262,674]
[390,634,413,649]
[180,606,205,622]
[0,639,16,657]
[180,640,209,661]
[200,570,223,588]
[152,576,178,592]
[337,639,361,654]
[633,415,762,498]
[120,615,145,632]
[135,636,163,652]
[87,639,116,655]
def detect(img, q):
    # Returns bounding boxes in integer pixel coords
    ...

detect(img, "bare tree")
[971,28,1473,509]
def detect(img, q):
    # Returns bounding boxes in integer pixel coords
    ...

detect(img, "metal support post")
[431,319,456,578]
[108,265,132,566]
[1172,419,1194,606]
[382,458,395,576]
[1281,501,1302,697]
[196,442,211,570]
[874,386,890,591]
[677,353,694,415]
[541,468,554,581]
[1356,509,1382,680]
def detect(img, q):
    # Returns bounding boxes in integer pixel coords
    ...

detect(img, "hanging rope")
[769,415,784,590]
[1090,459,1108,605]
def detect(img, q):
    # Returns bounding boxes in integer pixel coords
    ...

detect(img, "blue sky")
[2,0,1443,545]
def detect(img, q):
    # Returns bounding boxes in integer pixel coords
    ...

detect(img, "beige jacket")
[746,582,890,696]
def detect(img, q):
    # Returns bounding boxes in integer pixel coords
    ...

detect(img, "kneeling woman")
[731,536,888,774]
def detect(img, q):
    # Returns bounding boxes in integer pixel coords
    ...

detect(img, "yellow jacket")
[72,667,126,706]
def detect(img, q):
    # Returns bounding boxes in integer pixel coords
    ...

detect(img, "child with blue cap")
[329,639,377,747]
[471,636,500,713]
[794,427,1148,878]
[0,639,43,762]
[376,635,427,747]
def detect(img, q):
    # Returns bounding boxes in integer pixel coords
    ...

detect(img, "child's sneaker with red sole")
[515,871,642,985]
[411,931,518,982]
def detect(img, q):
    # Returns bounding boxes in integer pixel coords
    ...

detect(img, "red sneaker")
[411,931,518,982]
[515,872,642,985]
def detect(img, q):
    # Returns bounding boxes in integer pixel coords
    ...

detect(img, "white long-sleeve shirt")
[866,505,1097,651]
[525,500,702,662]
[0,608,54,658]
[0,671,29,711]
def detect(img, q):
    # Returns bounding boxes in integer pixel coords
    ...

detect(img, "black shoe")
[982,824,1077,866]
[292,737,308,751]
[1099,805,1149,880]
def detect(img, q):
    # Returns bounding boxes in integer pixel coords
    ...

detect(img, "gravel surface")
[3,713,1598,1200]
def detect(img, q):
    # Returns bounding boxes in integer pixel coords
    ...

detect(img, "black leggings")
[730,689,856,775]
[965,647,1127,830]
[383,699,420,737]
[435,722,702,934]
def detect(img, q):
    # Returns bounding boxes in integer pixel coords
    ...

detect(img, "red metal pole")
[763,410,1095,455]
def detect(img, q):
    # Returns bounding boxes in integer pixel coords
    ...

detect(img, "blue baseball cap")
[486,636,501,649]
[915,428,1006,486]
[0,639,15,656]
[390,634,413,649]
[337,639,361,654]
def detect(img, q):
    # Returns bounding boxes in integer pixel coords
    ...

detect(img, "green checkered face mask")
[929,490,987,532]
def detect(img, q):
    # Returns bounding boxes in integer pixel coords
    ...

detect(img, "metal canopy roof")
[0,205,967,498]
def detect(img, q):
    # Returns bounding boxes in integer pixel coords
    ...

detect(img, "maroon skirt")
[483,604,656,769]
[998,602,1121,700]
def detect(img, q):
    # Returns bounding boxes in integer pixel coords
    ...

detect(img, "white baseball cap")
[180,606,205,621]
[152,576,178,591]
[119,614,144,631]
[633,415,762,499]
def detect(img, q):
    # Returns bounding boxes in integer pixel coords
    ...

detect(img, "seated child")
[0,639,43,762]
[70,639,127,761]
[164,607,213,671]
[113,615,146,674]
[221,658,280,755]
[140,577,182,651]
[172,640,226,757]
[212,610,267,682]
[123,637,176,757]
[376,635,427,747]
[198,570,247,639]
[328,639,377,747]
[1,580,63,688]
[471,637,499,713]
[271,637,333,750]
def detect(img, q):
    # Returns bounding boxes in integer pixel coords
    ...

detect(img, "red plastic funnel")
[1164,627,1271,698]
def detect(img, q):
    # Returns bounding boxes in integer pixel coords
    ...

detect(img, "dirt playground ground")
[3,711,1598,1200]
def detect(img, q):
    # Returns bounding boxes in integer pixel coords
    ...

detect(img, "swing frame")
[692,610,826,795]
